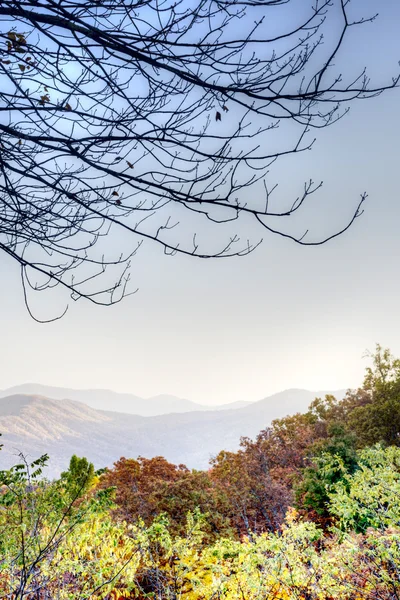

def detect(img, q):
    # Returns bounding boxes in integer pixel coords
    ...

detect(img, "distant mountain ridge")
[0,387,347,477]
[0,384,251,416]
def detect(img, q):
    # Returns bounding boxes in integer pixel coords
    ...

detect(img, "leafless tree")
[0,0,397,319]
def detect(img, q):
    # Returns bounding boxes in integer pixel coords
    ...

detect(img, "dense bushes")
[1,345,400,599]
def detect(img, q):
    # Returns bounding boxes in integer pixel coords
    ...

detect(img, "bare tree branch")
[0,0,397,318]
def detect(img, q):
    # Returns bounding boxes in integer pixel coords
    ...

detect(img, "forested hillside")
[0,388,344,475]
[1,345,400,599]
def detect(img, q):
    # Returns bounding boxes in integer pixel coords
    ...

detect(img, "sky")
[0,0,400,406]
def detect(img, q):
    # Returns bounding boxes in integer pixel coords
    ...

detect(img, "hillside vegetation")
[0,389,345,475]
[1,345,400,599]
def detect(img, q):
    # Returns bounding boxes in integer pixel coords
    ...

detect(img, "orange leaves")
[112,191,121,205]
[4,32,36,74]
[39,94,50,106]
[6,31,27,53]
[38,88,51,106]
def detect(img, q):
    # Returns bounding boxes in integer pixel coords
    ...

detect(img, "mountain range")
[0,384,250,416]
[0,386,347,477]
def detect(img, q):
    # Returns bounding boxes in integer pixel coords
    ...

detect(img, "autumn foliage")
[1,345,400,599]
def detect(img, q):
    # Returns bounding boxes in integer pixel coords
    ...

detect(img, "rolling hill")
[0,388,347,477]
[0,384,250,416]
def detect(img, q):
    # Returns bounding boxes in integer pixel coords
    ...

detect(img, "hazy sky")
[1,0,399,405]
